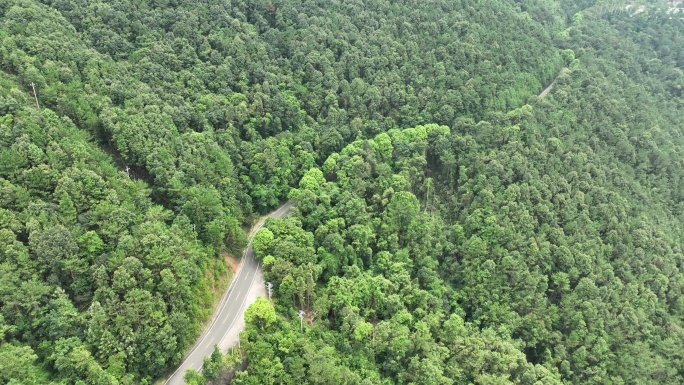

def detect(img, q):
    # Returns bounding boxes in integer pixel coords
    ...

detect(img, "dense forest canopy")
[1,0,684,384]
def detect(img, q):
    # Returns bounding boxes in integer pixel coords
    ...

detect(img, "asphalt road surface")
[165,202,292,385]
[539,67,569,98]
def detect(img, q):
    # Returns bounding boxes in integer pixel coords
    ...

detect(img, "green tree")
[244,298,276,331]
[252,228,274,259]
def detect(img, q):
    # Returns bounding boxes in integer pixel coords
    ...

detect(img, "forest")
[1,0,684,384]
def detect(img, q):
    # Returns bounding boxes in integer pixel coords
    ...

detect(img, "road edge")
[162,201,292,384]
[163,238,251,383]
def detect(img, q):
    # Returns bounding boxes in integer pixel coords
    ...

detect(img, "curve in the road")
[164,202,292,385]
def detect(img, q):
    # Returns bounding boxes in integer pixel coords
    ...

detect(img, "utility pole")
[125,165,130,179]
[298,310,305,333]
[30,82,40,109]
[266,282,273,301]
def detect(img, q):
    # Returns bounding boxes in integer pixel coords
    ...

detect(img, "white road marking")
[218,263,260,345]
[164,203,290,385]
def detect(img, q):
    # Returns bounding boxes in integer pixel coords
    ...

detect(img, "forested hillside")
[1,0,684,384]
[227,9,684,384]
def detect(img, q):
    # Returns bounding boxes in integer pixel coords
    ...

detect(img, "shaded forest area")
[1,0,684,384]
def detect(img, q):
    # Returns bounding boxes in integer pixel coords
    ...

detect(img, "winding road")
[164,202,293,385]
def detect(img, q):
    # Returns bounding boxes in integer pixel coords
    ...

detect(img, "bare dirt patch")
[223,253,239,274]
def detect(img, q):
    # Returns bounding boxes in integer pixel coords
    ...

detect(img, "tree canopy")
[1,0,684,384]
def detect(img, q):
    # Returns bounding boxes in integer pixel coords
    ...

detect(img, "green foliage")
[251,228,274,259]
[1,0,684,384]
[237,20,684,377]
[183,370,206,385]
[0,101,214,382]
[0,344,50,385]
[244,298,276,330]
[201,346,222,380]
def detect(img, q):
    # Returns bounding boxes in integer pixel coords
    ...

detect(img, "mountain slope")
[2,0,684,384]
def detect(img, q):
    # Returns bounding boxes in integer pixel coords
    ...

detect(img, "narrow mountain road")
[539,67,569,98]
[165,202,293,385]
